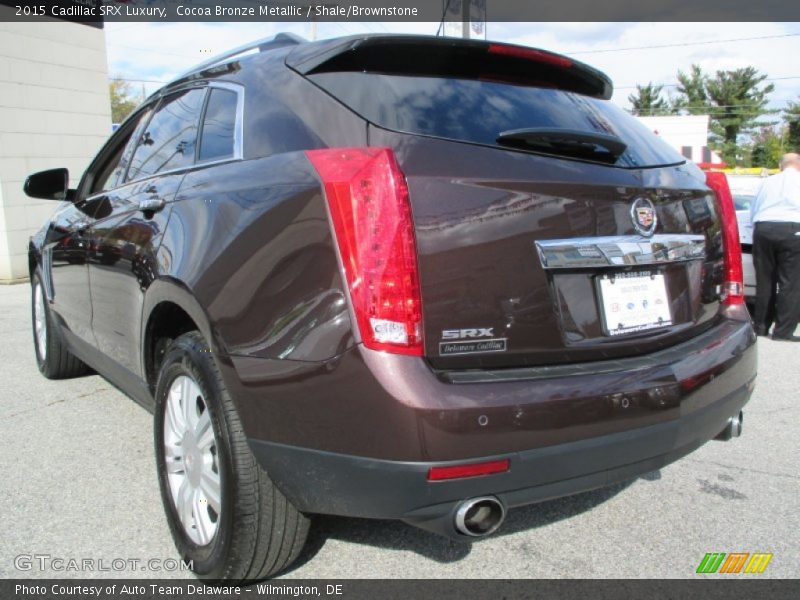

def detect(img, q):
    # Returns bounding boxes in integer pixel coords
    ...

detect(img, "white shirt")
[750,166,800,224]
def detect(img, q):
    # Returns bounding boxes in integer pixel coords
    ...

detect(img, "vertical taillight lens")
[306,148,423,356]
[705,171,745,306]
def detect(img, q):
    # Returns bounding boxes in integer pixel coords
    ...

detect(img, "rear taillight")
[705,171,745,307]
[306,148,423,356]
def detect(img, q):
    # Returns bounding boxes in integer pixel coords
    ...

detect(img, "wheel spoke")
[181,377,198,428]
[200,470,222,514]
[165,392,186,439]
[164,397,186,441]
[193,488,213,545]
[165,444,184,474]
[195,410,214,451]
[175,478,194,533]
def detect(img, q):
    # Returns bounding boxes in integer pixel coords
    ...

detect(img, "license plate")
[597,271,672,336]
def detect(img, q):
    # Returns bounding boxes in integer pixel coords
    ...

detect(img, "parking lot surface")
[0,282,797,579]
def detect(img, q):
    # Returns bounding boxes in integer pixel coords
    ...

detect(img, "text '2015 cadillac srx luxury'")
[24,34,756,580]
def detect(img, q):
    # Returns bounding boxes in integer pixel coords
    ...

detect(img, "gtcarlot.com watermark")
[14,553,192,573]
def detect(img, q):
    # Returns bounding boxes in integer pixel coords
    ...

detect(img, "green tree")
[675,65,774,164]
[109,78,139,124]
[750,127,784,168]
[628,83,670,116]
[674,65,709,114]
[786,98,800,152]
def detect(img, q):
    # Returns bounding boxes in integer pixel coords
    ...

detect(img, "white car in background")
[725,174,767,307]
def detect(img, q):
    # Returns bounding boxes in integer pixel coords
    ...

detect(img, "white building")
[0,7,111,282]
[636,115,724,167]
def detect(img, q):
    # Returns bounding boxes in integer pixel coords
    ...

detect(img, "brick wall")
[0,10,111,281]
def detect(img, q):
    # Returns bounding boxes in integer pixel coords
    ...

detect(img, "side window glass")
[86,109,150,196]
[73,109,148,219]
[113,108,152,187]
[126,88,206,182]
[90,137,130,195]
[199,88,239,162]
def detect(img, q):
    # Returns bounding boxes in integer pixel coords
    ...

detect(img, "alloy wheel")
[33,282,47,361]
[163,375,222,546]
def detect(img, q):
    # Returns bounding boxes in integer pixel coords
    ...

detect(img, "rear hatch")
[290,36,727,369]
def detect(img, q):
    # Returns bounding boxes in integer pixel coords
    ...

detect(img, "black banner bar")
[2,0,800,23]
[3,579,800,600]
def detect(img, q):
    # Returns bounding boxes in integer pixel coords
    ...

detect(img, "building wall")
[637,115,711,150]
[636,114,723,165]
[0,10,111,282]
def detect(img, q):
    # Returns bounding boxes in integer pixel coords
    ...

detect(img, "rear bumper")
[247,318,756,536]
[251,377,751,538]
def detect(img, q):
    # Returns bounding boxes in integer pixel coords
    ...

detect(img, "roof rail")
[173,32,305,81]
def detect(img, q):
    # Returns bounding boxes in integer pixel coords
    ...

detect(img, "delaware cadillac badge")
[631,197,657,237]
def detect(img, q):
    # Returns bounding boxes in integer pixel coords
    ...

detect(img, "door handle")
[138,198,166,213]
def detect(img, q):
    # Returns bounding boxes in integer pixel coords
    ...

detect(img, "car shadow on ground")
[287,471,660,573]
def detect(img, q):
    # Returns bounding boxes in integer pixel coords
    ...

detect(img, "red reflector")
[427,459,510,481]
[306,148,423,356]
[488,44,573,68]
[680,367,721,393]
[705,171,745,307]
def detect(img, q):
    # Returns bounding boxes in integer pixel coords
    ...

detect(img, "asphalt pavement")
[0,282,797,579]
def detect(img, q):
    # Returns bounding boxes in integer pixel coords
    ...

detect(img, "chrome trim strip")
[535,234,706,269]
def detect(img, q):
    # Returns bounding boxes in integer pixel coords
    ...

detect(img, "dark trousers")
[752,221,800,338]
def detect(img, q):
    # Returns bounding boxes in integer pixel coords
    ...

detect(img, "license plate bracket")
[597,271,672,336]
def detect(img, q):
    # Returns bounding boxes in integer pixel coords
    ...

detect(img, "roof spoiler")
[287,35,613,100]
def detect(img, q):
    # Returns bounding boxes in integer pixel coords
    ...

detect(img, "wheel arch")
[141,278,225,394]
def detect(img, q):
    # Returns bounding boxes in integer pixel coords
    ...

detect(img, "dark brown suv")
[24,34,756,580]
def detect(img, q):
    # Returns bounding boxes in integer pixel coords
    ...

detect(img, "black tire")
[31,269,89,379]
[154,331,309,581]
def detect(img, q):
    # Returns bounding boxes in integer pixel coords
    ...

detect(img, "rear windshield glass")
[309,72,684,168]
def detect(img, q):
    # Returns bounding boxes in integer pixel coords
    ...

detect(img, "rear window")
[309,72,684,168]
[199,88,238,162]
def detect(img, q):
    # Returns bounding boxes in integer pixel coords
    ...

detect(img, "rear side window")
[199,88,238,162]
[126,88,206,182]
[309,73,684,168]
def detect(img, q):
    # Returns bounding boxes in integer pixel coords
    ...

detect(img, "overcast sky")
[104,21,800,113]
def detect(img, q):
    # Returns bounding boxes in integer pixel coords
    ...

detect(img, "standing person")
[750,152,800,341]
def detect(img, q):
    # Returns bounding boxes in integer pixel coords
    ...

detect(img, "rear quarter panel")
[157,155,353,362]
[155,154,430,459]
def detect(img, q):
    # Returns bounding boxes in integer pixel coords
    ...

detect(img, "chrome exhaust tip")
[454,496,505,537]
[715,411,743,441]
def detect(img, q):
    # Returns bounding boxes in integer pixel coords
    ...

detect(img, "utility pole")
[444,1,486,40]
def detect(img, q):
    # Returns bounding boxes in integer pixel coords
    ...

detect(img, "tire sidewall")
[154,334,235,578]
